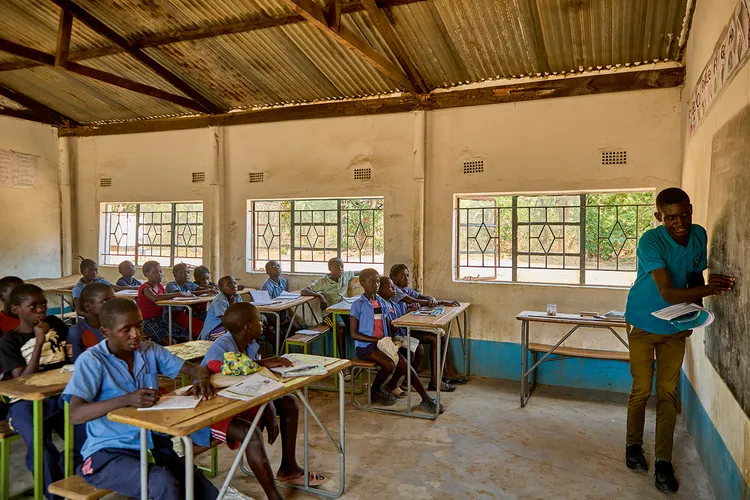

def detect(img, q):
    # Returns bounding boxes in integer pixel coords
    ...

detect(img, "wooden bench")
[350,359,379,411]
[48,440,221,499]
[528,343,630,361]
[285,324,332,355]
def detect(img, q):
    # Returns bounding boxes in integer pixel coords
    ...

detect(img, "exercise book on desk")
[138,396,201,411]
[278,291,301,299]
[218,373,285,401]
[270,354,327,377]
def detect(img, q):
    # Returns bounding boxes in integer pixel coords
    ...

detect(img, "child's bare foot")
[277,470,327,486]
[388,387,407,399]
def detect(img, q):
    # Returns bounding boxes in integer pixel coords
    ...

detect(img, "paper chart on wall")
[0,150,13,187]
[13,153,36,188]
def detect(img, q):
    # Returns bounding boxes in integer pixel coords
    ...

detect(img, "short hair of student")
[218,275,234,288]
[80,283,113,310]
[389,263,408,279]
[9,284,44,306]
[264,260,278,272]
[328,257,343,267]
[656,188,690,210]
[359,268,379,282]
[173,263,188,273]
[79,257,97,271]
[194,265,209,279]
[100,298,141,330]
[142,260,160,274]
[222,302,258,334]
[0,276,23,295]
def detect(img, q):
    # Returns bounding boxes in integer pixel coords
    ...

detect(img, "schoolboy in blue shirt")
[350,268,443,413]
[201,303,325,500]
[388,263,467,390]
[624,188,734,493]
[68,283,114,361]
[259,260,300,346]
[199,276,243,340]
[378,276,423,370]
[115,260,142,287]
[63,298,217,500]
[73,258,134,313]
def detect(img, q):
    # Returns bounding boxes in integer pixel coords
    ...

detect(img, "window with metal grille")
[601,150,627,165]
[99,202,204,267]
[247,198,384,273]
[454,191,654,286]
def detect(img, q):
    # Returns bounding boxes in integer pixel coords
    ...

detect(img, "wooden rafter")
[0,107,47,123]
[327,0,342,33]
[58,67,685,137]
[0,38,207,113]
[0,0,428,73]
[55,10,73,67]
[360,0,426,93]
[277,0,415,91]
[48,0,223,114]
[0,84,78,126]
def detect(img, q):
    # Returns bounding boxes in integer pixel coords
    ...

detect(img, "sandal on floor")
[428,382,456,392]
[373,389,398,406]
[419,398,445,414]
[443,376,469,384]
[389,387,408,399]
[278,471,327,487]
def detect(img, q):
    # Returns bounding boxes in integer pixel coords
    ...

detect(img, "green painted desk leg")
[33,400,43,500]
[64,402,73,478]
[332,313,340,391]
[1,434,10,500]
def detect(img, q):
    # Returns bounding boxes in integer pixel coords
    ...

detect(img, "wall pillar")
[412,110,426,290]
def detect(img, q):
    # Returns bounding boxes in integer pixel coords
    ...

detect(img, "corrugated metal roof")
[0,66,193,123]
[0,0,690,125]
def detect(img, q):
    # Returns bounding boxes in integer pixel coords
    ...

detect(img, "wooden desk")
[108,356,351,500]
[516,311,629,407]
[165,340,213,363]
[157,290,251,344]
[251,296,318,355]
[392,303,471,420]
[44,288,75,321]
[0,370,74,499]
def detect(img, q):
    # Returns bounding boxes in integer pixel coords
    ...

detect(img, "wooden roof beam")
[0,38,207,113]
[277,0,415,91]
[0,83,78,126]
[0,0,427,72]
[360,0,426,93]
[0,107,48,123]
[49,0,223,114]
[55,10,73,67]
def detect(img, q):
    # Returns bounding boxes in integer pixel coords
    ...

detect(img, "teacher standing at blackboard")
[624,187,735,494]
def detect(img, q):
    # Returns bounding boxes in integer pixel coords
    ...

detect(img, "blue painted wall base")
[679,371,749,500]
[448,338,634,394]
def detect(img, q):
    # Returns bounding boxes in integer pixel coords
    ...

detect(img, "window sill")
[451,279,631,291]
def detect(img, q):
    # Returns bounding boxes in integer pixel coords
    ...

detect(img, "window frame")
[453,190,655,287]
[246,197,385,274]
[98,201,204,267]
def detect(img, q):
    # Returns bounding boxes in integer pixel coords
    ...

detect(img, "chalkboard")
[706,104,750,418]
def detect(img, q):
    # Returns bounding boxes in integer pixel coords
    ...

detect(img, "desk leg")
[463,310,470,379]
[217,404,267,500]
[186,305,193,340]
[168,305,173,345]
[180,436,194,500]
[331,313,339,359]
[32,400,42,500]
[140,428,148,500]
[436,325,442,418]
[268,312,281,356]
[64,401,73,478]
[288,371,346,498]
[520,320,528,408]
[60,295,65,321]
[406,327,412,416]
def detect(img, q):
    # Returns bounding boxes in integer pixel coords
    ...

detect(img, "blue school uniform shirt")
[350,294,391,349]
[260,277,287,299]
[199,292,242,340]
[62,340,186,458]
[165,280,200,294]
[393,285,420,304]
[201,333,261,365]
[384,298,408,336]
[72,277,111,299]
[67,318,104,362]
[625,225,708,334]
[116,277,142,287]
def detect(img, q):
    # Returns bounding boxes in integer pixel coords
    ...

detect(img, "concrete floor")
[10,378,713,500]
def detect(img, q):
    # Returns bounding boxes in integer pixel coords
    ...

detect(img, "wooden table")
[392,303,471,420]
[251,295,318,355]
[108,356,351,500]
[0,369,74,500]
[157,290,252,344]
[44,287,75,321]
[165,340,213,363]
[516,311,629,407]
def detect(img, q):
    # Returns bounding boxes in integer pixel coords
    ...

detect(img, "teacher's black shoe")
[655,460,679,493]
[625,444,648,472]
